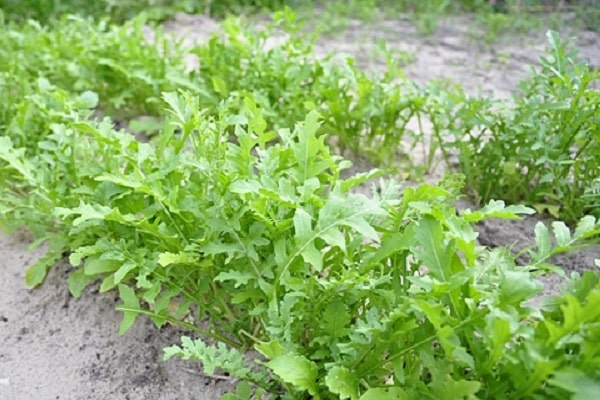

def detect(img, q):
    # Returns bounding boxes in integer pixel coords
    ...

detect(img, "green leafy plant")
[0,14,193,120]
[0,0,208,24]
[430,31,600,223]
[2,6,600,400]
[2,76,599,400]
[191,9,425,168]
[160,133,600,398]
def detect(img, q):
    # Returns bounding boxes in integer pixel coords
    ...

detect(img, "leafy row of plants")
[0,0,203,24]
[2,82,600,398]
[1,4,597,248]
[424,30,600,223]
[1,6,600,399]
[0,13,194,125]
[187,13,600,223]
[3,0,596,37]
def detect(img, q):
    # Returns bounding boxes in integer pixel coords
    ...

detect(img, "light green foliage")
[164,337,272,389]
[0,0,210,24]
[0,14,192,120]
[1,4,600,400]
[191,14,600,222]
[2,84,599,398]
[4,6,595,222]
[192,9,423,167]
[429,31,600,223]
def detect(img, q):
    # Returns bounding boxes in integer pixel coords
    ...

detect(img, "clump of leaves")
[430,31,600,223]
[161,116,600,397]
[0,14,193,120]
[0,0,204,24]
[2,7,600,399]
[192,9,425,168]
[2,85,599,399]
[191,9,322,127]
[163,165,600,398]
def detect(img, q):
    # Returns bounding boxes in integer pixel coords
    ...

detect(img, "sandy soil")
[1,10,599,400]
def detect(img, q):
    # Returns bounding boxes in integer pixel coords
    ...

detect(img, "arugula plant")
[429,31,600,223]
[0,0,206,24]
[163,148,600,399]
[0,14,193,119]
[2,8,600,400]
[192,9,425,168]
[1,82,599,399]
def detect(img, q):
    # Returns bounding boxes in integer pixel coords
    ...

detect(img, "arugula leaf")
[117,284,141,335]
[266,354,319,396]
[413,215,454,282]
[325,366,359,400]
[359,387,409,400]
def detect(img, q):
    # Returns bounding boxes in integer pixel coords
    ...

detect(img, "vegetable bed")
[1,2,599,399]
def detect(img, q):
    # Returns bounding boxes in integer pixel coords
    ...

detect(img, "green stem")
[115,306,243,348]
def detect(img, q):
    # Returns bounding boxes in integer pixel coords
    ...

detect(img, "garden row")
[1,7,599,400]
[0,1,591,22]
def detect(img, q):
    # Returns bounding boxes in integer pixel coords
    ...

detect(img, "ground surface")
[1,10,600,400]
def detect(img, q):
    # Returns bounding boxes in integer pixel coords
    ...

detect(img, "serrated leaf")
[54,201,112,226]
[294,208,323,271]
[117,284,140,335]
[342,214,379,242]
[325,366,358,400]
[95,172,144,191]
[25,251,63,288]
[403,184,451,205]
[162,91,188,124]
[158,251,196,267]
[532,203,561,218]
[484,310,513,369]
[319,227,346,251]
[294,110,324,181]
[266,354,319,395]
[294,208,314,240]
[441,376,481,399]
[229,180,261,194]
[300,242,322,271]
[361,228,416,269]
[0,137,37,184]
[574,215,598,239]
[114,260,138,284]
[463,200,534,222]
[323,300,351,338]
[359,387,409,400]
[214,270,255,288]
[255,340,285,360]
[499,270,543,304]
[552,221,571,247]
[414,216,454,282]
